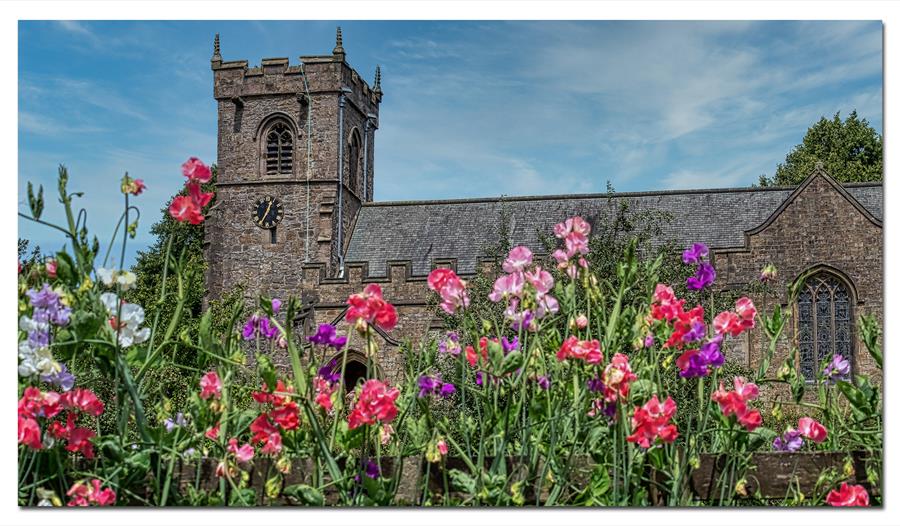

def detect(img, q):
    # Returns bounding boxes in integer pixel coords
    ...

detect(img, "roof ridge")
[363,182,882,207]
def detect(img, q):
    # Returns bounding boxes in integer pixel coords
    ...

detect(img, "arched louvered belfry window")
[265,121,293,175]
[796,271,854,381]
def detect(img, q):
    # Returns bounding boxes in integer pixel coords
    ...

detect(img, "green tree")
[760,110,882,186]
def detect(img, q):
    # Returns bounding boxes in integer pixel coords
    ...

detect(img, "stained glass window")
[797,273,853,381]
[265,122,293,175]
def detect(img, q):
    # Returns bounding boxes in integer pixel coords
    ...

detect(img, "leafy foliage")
[760,110,882,186]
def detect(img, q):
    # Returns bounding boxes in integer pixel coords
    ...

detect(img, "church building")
[204,31,883,388]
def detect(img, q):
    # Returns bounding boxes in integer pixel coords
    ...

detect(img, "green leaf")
[228,487,256,507]
[54,251,77,286]
[283,484,324,506]
[257,354,277,390]
[449,469,478,494]
[487,339,504,370]
[748,427,777,452]
[27,182,44,220]
[629,378,656,405]
[837,380,873,416]
[500,350,523,375]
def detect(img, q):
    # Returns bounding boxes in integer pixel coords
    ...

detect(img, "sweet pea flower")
[554,216,591,255]
[772,428,803,452]
[556,336,604,365]
[627,395,679,449]
[488,272,524,303]
[536,375,551,390]
[417,374,455,399]
[164,412,188,433]
[66,479,116,507]
[823,354,851,385]
[825,482,869,507]
[650,284,685,322]
[41,363,76,392]
[307,323,347,349]
[99,293,150,347]
[347,379,401,430]
[169,195,204,224]
[427,268,470,315]
[227,438,255,463]
[602,353,637,403]
[713,311,742,337]
[45,259,58,279]
[711,377,762,431]
[438,332,462,356]
[437,439,448,456]
[502,246,533,273]
[199,371,223,400]
[182,156,212,183]
[798,416,827,443]
[682,243,709,264]
[686,262,716,291]
[734,297,757,330]
[575,314,589,329]
[120,174,146,196]
[346,284,398,333]
[759,263,778,283]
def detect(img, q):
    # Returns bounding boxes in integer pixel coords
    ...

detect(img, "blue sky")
[18,20,882,266]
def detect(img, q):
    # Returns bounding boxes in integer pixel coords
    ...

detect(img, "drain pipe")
[362,113,377,201]
[336,86,352,276]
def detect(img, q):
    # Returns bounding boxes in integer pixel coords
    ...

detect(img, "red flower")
[205,423,220,440]
[347,379,400,430]
[627,395,679,448]
[251,380,292,405]
[798,416,828,443]
[65,425,96,459]
[556,336,604,364]
[169,195,204,224]
[314,376,337,412]
[199,371,223,400]
[18,415,42,450]
[734,297,756,331]
[186,181,214,208]
[270,403,300,431]
[227,438,255,463]
[60,388,105,417]
[650,284,685,322]
[665,305,704,349]
[427,268,470,314]
[67,479,116,507]
[18,387,62,419]
[713,311,742,337]
[346,284,398,333]
[711,377,762,431]
[182,156,212,183]
[826,482,869,507]
[250,413,281,452]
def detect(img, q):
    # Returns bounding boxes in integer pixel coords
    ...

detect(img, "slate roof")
[345,182,883,278]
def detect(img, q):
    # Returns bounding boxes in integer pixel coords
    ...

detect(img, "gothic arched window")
[347,129,361,194]
[796,272,854,381]
[265,121,293,175]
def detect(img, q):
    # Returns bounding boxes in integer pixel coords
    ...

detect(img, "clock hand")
[261,201,273,223]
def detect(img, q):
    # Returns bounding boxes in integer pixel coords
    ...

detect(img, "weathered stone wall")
[713,172,883,384]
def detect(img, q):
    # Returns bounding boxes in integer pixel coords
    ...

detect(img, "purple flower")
[686,262,716,291]
[501,336,519,354]
[759,263,777,283]
[417,375,440,398]
[439,383,456,398]
[537,375,551,390]
[271,298,282,314]
[26,284,71,327]
[41,363,75,392]
[678,351,709,379]
[26,284,61,309]
[317,359,342,384]
[364,460,381,479]
[243,314,281,341]
[164,412,187,433]
[438,332,461,355]
[586,376,605,393]
[681,319,706,344]
[682,243,709,265]
[773,429,803,452]
[242,314,260,340]
[307,323,347,350]
[699,335,725,369]
[643,334,654,348]
[823,354,851,385]
[258,317,279,339]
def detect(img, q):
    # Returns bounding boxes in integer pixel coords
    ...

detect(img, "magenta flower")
[307,323,347,350]
[537,375,551,390]
[417,374,455,399]
[686,262,716,291]
[243,314,280,340]
[682,243,709,265]
[823,354,851,385]
[271,298,282,314]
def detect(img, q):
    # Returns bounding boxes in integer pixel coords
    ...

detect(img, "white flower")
[18,342,59,377]
[101,293,150,347]
[19,315,48,334]
[97,267,116,287]
[116,271,137,291]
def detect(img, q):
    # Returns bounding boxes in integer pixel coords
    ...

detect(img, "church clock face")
[252,196,284,229]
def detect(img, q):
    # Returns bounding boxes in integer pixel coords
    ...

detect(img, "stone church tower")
[205,29,382,301]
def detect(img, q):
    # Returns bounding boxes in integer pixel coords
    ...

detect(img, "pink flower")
[553,216,591,255]
[314,376,337,413]
[713,310,742,337]
[227,438,255,463]
[602,353,637,402]
[711,377,762,431]
[60,388,105,417]
[45,259,58,278]
[205,423,220,440]
[347,379,400,430]
[650,284,685,322]
[575,314,588,329]
[186,181,214,208]
[67,479,116,507]
[346,284,398,332]
[427,268,470,314]
[18,415,42,450]
[524,267,554,295]
[556,336,604,364]
[169,195,204,224]
[502,246,533,273]
[182,156,212,183]
[735,296,756,330]
[120,175,146,196]
[199,371,223,400]
[488,272,524,302]
[826,482,869,507]
[437,439,448,456]
[627,395,679,449]
[798,416,828,443]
